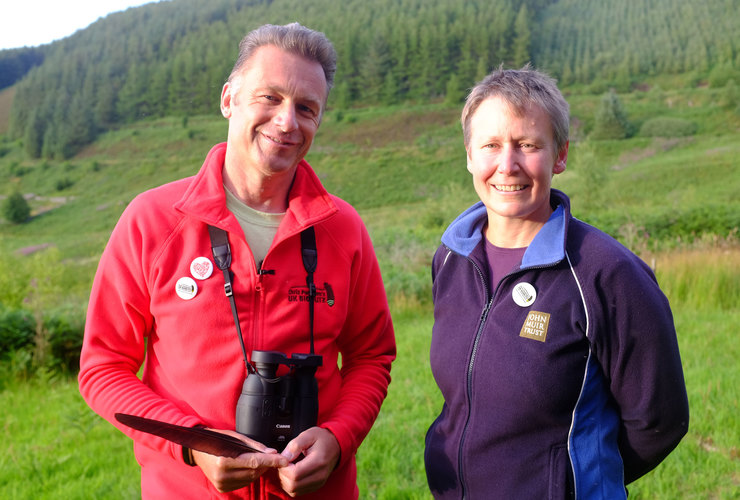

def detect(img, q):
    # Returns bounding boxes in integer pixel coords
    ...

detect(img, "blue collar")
[522,204,565,267]
[441,202,488,257]
[441,193,567,268]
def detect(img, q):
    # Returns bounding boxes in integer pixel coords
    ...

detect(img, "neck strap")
[208,224,318,371]
[300,227,317,354]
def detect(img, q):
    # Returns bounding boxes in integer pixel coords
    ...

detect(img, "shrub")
[578,205,740,251]
[707,64,740,88]
[55,177,74,191]
[0,308,34,356]
[586,79,610,95]
[572,141,609,210]
[46,309,85,373]
[591,90,634,139]
[0,306,85,373]
[2,190,31,223]
[639,117,698,138]
[719,79,738,110]
[9,162,30,176]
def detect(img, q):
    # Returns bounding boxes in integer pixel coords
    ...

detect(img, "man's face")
[220,45,327,177]
[466,96,567,228]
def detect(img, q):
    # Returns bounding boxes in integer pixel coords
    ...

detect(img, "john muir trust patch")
[519,311,550,342]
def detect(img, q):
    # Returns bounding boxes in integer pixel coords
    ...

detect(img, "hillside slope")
[2,0,737,159]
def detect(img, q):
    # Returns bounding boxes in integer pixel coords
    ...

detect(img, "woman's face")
[466,96,568,235]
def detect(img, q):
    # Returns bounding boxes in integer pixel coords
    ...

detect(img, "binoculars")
[235,350,322,450]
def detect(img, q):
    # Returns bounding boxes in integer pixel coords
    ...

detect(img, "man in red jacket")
[79,23,395,499]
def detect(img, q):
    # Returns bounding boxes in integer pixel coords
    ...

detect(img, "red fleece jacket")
[79,143,396,499]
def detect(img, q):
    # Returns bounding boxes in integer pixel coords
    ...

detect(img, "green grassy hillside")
[5,0,737,160]
[2,78,738,309]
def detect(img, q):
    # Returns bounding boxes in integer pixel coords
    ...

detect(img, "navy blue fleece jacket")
[425,190,688,499]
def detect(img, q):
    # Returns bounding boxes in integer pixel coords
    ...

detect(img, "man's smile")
[262,132,297,146]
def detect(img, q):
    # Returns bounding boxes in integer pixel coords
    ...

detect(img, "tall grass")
[623,245,740,498]
[650,244,739,312]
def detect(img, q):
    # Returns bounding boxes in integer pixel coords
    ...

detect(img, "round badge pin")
[190,256,214,280]
[512,282,536,307]
[175,277,198,300]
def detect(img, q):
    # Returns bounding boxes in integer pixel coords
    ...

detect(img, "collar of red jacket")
[173,142,338,236]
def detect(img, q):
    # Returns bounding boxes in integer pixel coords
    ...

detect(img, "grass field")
[1,247,738,499]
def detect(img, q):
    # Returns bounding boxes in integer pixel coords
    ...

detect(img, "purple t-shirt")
[484,239,526,293]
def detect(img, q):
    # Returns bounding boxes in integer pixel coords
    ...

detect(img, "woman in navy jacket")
[424,66,689,499]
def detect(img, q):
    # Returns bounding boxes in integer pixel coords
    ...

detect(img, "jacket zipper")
[456,257,557,498]
[251,229,304,351]
[457,257,491,499]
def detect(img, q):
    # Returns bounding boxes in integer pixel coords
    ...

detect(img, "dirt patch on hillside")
[15,243,54,256]
[611,138,690,170]
[0,193,73,219]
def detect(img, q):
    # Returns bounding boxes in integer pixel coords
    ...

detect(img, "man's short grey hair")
[461,64,570,153]
[228,23,337,92]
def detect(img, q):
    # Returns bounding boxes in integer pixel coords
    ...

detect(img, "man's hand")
[192,429,289,493]
[277,427,341,497]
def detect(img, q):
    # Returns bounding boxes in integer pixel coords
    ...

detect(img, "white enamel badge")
[512,282,536,307]
[175,277,198,300]
[190,257,214,280]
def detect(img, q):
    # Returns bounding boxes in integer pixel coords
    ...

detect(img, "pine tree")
[573,141,609,210]
[359,32,391,104]
[64,93,96,158]
[445,74,465,105]
[94,78,118,127]
[330,80,352,110]
[512,5,532,67]
[24,110,45,159]
[382,71,400,106]
[719,79,738,111]
[591,90,633,140]
[475,57,489,83]
[457,38,478,89]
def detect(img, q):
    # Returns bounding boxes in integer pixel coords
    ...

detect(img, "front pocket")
[549,444,575,500]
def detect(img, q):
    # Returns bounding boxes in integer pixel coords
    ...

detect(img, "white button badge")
[190,257,214,280]
[512,282,537,307]
[175,277,198,300]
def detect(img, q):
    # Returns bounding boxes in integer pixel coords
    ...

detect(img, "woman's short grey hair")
[228,23,337,92]
[461,64,570,153]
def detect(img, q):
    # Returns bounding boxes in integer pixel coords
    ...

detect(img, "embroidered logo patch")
[288,284,335,307]
[519,311,550,342]
[324,282,335,306]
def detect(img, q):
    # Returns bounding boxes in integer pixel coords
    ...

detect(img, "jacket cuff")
[171,418,206,467]
[182,446,197,466]
[320,422,354,470]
